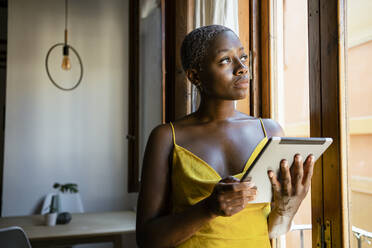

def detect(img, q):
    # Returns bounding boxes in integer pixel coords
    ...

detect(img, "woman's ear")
[185,69,200,85]
[186,69,204,93]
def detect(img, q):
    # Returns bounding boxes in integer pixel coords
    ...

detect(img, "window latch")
[325,220,332,248]
[317,219,332,248]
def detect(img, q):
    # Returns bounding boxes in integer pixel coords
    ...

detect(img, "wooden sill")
[350,176,372,195]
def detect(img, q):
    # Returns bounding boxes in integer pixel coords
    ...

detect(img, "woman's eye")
[240,54,248,62]
[220,57,231,64]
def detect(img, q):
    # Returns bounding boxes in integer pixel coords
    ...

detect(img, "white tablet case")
[243,137,333,204]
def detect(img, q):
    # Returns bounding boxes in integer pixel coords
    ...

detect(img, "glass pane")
[138,3,163,177]
[272,0,311,247]
[347,0,372,246]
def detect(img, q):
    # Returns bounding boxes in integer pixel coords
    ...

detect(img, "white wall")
[3,0,138,217]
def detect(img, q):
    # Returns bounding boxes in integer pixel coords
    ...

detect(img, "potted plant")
[53,182,84,213]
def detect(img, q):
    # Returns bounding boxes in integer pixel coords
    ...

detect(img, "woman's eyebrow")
[216,47,245,55]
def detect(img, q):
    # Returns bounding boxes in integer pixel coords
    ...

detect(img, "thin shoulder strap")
[169,122,176,145]
[259,118,268,137]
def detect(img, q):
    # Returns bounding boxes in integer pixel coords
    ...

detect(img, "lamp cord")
[65,0,68,30]
[64,0,68,45]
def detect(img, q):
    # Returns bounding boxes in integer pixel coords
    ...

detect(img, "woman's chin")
[233,91,248,100]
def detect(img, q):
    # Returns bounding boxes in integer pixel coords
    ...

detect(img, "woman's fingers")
[280,160,292,195]
[218,186,257,202]
[221,195,257,216]
[225,194,256,206]
[302,154,315,187]
[210,178,260,217]
[218,181,255,192]
[213,181,257,215]
[292,154,304,190]
[266,155,315,218]
[268,170,281,196]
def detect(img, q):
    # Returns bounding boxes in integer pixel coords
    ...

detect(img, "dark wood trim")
[260,0,271,118]
[308,0,347,246]
[319,0,346,245]
[164,0,176,122]
[249,0,271,118]
[0,0,8,216]
[308,0,324,246]
[249,0,261,117]
[128,0,140,192]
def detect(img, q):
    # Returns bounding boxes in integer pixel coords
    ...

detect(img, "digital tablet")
[240,137,333,203]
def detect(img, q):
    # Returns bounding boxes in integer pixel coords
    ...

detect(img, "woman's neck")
[195,97,236,122]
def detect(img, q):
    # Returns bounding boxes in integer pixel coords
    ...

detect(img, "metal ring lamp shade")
[45,43,84,91]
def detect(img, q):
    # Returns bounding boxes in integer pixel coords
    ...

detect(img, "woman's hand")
[204,176,257,217]
[268,154,315,217]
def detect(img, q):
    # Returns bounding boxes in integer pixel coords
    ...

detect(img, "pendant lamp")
[45,0,83,91]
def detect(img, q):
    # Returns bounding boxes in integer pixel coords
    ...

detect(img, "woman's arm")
[262,119,315,238]
[136,124,257,248]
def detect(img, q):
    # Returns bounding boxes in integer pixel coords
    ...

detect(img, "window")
[270,0,350,247]
[347,0,372,246]
[271,0,312,247]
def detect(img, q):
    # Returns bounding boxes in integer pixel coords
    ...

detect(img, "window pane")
[347,0,372,246]
[272,0,311,247]
[139,4,163,178]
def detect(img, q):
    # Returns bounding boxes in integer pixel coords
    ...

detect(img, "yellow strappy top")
[170,119,271,248]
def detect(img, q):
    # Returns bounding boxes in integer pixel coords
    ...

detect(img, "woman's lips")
[233,76,249,89]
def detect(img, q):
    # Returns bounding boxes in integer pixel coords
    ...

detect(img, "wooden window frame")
[307,0,349,246]
[262,0,349,247]
[250,0,271,118]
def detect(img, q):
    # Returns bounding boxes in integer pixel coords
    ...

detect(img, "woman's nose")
[234,60,248,76]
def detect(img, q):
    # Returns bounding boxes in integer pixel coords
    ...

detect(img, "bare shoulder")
[142,123,174,166]
[261,118,285,137]
[148,123,173,145]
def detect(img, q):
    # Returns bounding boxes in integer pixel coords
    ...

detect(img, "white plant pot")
[45,212,58,226]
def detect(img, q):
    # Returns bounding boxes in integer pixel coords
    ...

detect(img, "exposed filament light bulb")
[62,45,71,71]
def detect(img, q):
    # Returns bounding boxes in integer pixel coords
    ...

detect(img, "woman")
[136,25,314,248]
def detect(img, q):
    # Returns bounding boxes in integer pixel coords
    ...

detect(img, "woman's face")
[198,31,249,100]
